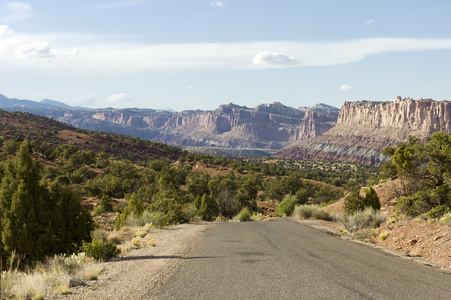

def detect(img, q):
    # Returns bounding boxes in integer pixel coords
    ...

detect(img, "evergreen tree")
[0,140,93,267]
[198,194,219,221]
[363,187,380,211]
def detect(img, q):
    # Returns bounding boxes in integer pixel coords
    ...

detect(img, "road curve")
[148,219,451,299]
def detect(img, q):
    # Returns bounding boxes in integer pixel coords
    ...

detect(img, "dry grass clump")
[1,252,105,300]
[293,205,333,221]
[441,212,451,226]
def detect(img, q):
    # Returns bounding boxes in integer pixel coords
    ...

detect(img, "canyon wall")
[10,102,338,150]
[275,97,451,166]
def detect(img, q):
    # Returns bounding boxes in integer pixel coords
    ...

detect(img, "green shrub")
[236,207,251,222]
[275,195,298,217]
[426,205,450,219]
[344,187,380,215]
[81,236,120,261]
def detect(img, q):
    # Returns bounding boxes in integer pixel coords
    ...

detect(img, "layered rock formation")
[4,100,339,150]
[275,97,451,166]
[84,102,338,149]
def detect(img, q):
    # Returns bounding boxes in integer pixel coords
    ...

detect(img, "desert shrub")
[343,187,380,215]
[441,212,451,226]
[148,191,187,227]
[275,195,298,217]
[124,210,155,227]
[115,193,145,230]
[236,207,251,222]
[100,195,113,212]
[81,236,120,261]
[380,230,391,241]
[293,205,332,221]
[341,208,386,233]
[426,205,450,219]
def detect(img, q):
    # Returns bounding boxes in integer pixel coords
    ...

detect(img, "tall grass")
[1,252,104,300]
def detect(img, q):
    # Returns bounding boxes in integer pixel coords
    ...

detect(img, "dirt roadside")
[61,223,213,300]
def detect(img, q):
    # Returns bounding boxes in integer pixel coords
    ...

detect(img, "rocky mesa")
[275,96,451,166]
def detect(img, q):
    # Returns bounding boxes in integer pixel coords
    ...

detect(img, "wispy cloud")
[364,19,374,25]
[1,2,32,22]
[95,0,145,9]
[1,27,451,75]
[340,84,352,91]
[210,1,225,7]
[187,85,196,89]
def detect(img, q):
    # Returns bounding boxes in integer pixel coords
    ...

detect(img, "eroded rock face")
[30,102,339,150]
[275,97,451,166]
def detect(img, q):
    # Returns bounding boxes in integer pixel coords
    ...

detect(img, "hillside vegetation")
[0,110,379,298]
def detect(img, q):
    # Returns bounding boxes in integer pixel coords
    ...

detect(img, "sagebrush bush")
[275,195,298,217]
[293,205,332,221]
[341,208,386,233]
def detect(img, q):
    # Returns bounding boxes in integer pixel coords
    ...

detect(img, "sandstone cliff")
[275,97,451,166]
[84,102,339,149]
[6,101,339,150]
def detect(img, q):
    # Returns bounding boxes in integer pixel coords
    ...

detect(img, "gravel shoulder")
[62,222,213,300]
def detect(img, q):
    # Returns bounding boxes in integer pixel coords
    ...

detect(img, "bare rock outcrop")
[52,102,339,150]
[275,97,451,166]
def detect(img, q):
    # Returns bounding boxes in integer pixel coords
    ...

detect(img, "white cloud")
[95,0,145,9]
[340,84,352,91]
[364,19,374,25]
[0,25,13,36]
[253,51,299,67]
[105,93,132,103]
[1,2,32,22]
[187,85,196,89]
[210,1,225,7]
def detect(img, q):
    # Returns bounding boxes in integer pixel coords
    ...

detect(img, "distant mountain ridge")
[0,94,90,110]
[0,94,339,150]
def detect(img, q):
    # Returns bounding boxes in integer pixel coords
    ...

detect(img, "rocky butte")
[274,96,451,166]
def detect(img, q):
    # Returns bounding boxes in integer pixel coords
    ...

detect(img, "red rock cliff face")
[275,97,451,166]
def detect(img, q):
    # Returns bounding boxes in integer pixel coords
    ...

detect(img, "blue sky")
[1,1,451,111]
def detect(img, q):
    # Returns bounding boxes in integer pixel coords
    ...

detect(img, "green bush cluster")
[343,187,380,215]
[81,236,120,261]
[275,195,298,216]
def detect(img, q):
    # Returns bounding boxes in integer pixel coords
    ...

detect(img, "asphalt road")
[148,220,451,299]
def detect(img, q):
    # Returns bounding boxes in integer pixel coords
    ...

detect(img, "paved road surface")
[148,220,451,299]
